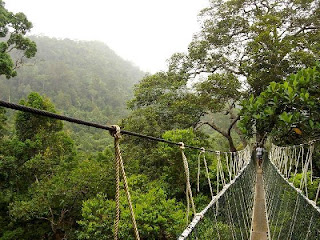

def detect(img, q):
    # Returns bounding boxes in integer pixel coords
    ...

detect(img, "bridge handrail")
[178,152,253,239]
[268,156,320,214]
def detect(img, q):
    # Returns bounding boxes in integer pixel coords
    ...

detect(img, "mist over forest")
[1,0,320,239]
[0,36,145,151]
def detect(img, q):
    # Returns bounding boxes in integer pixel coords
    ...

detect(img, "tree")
[145,0,319,148]
[0,0,37,78]
[15,92,63,142]
[78,175,186,240]
[0,92,78,239]
[155,128,213,199]
[0,36,144,152]
[127,72,203,132]
[239,63,320,145]
[127,61,244,151]
[184,0,319,95]
[9,158,115,240]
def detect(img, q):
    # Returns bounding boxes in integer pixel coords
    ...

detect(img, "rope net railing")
[0,100,254,239]
[178,145,255,240]
[265,143,320,239]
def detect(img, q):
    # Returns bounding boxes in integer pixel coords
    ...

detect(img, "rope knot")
[309,140,315,144]
[110,125,121,139]
[201,147,205,153]
[179,142,185,150]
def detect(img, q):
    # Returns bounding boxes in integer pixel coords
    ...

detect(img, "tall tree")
[0,0,37,78]
[185,0,319,95]
[133,0,320,149]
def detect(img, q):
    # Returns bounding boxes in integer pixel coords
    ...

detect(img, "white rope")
[197,149,202,192]
[270,142,315,197]
[217,151,226,187]
[287,195,301,240]
[197,147,214,198]
[315,181,320,204]
[225,152,232,181]
[178,145,252,239]
[179,142,196,225]
[111,125,140,240]
[304,213,314,239]
[202,148,214,199]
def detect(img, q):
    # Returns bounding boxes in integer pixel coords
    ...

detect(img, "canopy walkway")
[179,143,320,239]
[250,167,268,240]
[1,100,320,240]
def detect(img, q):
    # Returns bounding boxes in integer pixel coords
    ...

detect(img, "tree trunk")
[198,121,238,152]
[226,134,237,152]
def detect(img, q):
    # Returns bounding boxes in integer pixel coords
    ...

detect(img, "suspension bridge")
[1,99,320,240]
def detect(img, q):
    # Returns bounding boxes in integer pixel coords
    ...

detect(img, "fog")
[5,0,208,73]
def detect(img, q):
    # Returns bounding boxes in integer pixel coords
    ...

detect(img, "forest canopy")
[0,0,320,239]
[0,36,144,152]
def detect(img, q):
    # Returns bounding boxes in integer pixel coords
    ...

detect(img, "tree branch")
[197,121,228,138]
[228,115,240,136]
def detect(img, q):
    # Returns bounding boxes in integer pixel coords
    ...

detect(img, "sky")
[5,0,208,73]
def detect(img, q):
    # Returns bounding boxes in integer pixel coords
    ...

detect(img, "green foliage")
[156,129,213,200]
[0,36,144,152]
[145,0,320,149]
[194,73,242,112]
[289,172,320,202]
[0,93,77,239]
[125,69,243,151]
[9,158,114,238]
[15,92,63,141]
[78,175,185,240]
[127,71,203,132]
[185,0,320,95]
[0,0,37,78]
[2,92,201,239]
[240,63,320,144]
[0,107,6,138]
[200,221,233,239]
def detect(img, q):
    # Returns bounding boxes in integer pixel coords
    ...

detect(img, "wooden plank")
[250,167,269,240]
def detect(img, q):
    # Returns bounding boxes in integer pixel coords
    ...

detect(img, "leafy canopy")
[78,175,185,240]
[126,0,320,150]
[0,0,36,78]
[239,63,320,144]
[183,0,320,95]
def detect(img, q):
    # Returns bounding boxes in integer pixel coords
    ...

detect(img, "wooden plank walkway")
[250,167,269,240]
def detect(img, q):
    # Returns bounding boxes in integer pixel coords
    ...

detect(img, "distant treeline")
[0,36,145,151]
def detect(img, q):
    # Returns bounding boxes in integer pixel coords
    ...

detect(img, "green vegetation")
[1,0,320,239]
[0,36,144,152]
[126,0,320,150]
[0,93,216,239]
[0,0,36,78]
[240,63,320,145]
[78,177,185,240]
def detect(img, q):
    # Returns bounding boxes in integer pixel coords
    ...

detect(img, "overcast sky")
[5,0,208,73]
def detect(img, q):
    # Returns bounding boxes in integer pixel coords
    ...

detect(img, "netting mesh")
[178,153,256,240]
[263,156,320,240]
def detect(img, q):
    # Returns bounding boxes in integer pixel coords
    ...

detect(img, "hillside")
[0,36,145,151]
